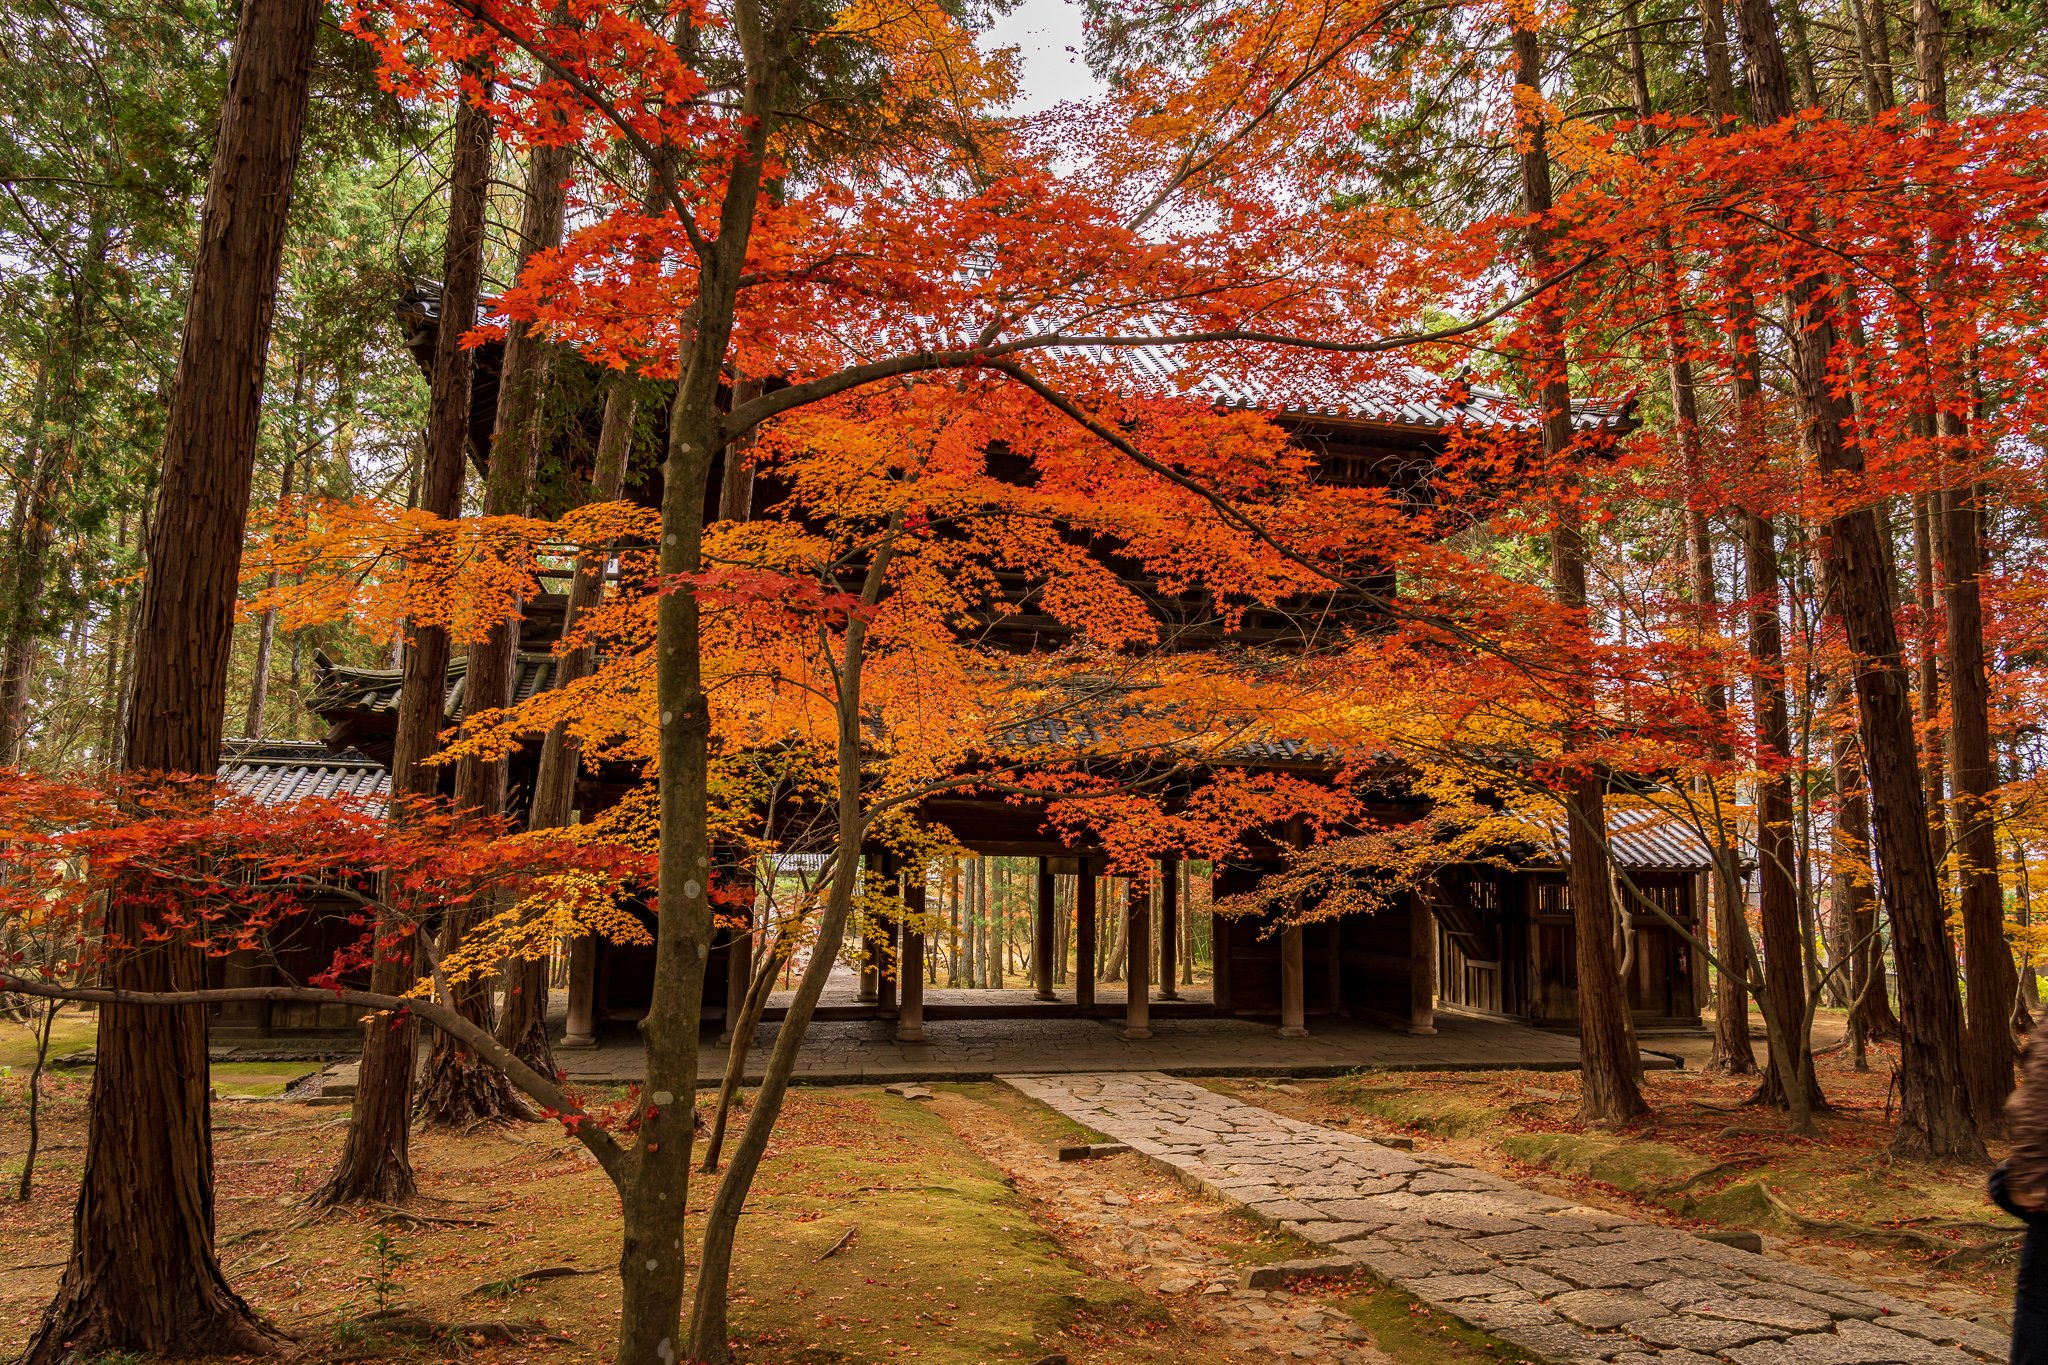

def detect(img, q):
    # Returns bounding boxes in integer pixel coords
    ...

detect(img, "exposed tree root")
[1756,1181,2021,1260]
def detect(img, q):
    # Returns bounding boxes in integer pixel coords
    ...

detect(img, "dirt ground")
[0,1019,2019,1361]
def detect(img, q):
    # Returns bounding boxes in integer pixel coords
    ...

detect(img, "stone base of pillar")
[559,1031,599,1049]
[1121,1025,1152,1040]
[1276,1024,1308,1039]
[894,1022,926,1043]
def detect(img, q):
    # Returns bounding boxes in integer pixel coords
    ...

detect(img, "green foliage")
[360,1229,411,1312]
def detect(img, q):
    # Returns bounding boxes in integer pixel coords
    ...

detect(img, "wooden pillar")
[898,866,927,1042]
[858,854,881,1003]
[1211,889,1233,1012]
[1409,892,1437,1036]
[1279,922,1307,1037]
[720,860,755,1043]
[722,920,752,1043]
[561,935,599,1047]
[1124,871,1152,1039]
[1075,858,1097,1011]
[1326,919,1344,1016]
[1158,858,1181,1001]
[1034,856,1057,1000]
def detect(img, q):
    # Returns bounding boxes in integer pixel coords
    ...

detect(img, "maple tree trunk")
[611,95,790,1361]
[1743,510,1823,1120]
[1729,0,1982,1162]
[1514,24,1646,1126]
[19,0,317,1354]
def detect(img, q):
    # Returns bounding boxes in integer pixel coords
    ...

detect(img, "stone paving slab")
[998,1072,2007,1365]
[553,1012,1665,1085]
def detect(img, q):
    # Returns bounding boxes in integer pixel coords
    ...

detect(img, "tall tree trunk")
[1632,0,1755,1074]
[1912,492,1949,872]
[445,141,573,1087]
[318,90,495,1195]
[0,213,110,765]
[1729,0,1983,1160]
[1515,24,1647,1125]
[1914,0,2016,1127]
[20,0,318,1353]
[243,445,297,739]
[1949,478,2015,1129]
[1744,509,1824,1122]
[412,92,536,1130]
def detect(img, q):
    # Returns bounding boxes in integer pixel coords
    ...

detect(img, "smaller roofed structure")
[218,738,390,806]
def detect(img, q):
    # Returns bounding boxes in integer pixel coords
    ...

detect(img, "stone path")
[1000,1072,2010,1365]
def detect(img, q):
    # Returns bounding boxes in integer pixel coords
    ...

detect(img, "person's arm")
[2006,1021,2048,1210]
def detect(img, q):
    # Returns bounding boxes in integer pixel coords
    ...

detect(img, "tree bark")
[1627,0,1754,1075]
[458,141,575,1079]
[1949,478,2015,1131]
[1728,0,1983,1160]
[1914,0,2015,1136]
[411,91,535,1130]
[1743,510,1824,1121]
[322,89,495,1196]
[0,213,110,766]
[243,444,298,739]
[1820,608,1899,1063]
[1514,24,1647,1125]
[20,0,318,1353]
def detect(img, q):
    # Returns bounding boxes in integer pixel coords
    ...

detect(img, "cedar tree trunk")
[321,88,494,1195]
[1729,0,1983,1160]
[20,0,317,1354]
[453,140,572,1080]
[1743,510,1824,1121]
[1514,24,1647,1126]
[412,92,532,1129]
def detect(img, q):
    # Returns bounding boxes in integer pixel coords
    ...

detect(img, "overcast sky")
[980,0,1103,113]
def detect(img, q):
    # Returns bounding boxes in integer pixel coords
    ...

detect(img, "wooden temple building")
[219,317,1711,1046]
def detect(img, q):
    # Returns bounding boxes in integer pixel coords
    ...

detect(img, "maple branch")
[446,0,710,264]
[722,247,1611,441]
[0,974,629,1177]
[1708,201,1913,302]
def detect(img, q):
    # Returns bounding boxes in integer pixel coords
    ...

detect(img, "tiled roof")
[1038,345,1635,434]
[405,281,1633,438]
[1517,805,1716,871]
[311,651,561,721]
[219,739,390,806]
[994,698,1334,766]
